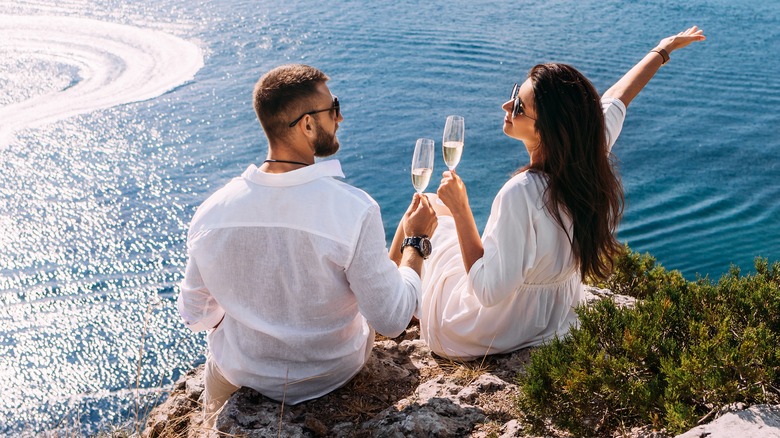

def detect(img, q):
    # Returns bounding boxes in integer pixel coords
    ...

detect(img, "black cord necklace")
[263,159,311,166]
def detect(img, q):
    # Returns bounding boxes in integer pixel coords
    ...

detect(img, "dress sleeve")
[344,205,420,337]
[602,97,627,152]
[467,179,537,307]
[177,247,226,332]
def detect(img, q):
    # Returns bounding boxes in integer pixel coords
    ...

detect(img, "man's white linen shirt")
[177,160,421,404]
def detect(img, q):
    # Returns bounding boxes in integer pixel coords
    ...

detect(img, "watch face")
[420,237,432,257]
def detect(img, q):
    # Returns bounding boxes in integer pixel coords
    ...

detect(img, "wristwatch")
[401,236,432,259]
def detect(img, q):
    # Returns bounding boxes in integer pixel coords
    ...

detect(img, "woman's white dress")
[420,97,626,360]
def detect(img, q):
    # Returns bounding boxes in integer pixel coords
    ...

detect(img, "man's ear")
[302,117,317,139]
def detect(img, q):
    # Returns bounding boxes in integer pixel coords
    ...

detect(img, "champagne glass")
[442,115,465,171]
[411,138,434,193]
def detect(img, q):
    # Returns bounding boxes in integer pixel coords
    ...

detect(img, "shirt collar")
[241,159,345,187]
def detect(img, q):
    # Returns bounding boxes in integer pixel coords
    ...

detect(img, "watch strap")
[401,236,429,259]
[651,47,670,65]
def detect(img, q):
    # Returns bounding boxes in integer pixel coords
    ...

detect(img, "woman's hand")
[604,26,706,108]
[437,170,470,219]
[656,26,706,54]
[436,170,484,272]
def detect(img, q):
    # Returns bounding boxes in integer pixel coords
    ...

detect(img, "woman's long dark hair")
[520,63,624,281]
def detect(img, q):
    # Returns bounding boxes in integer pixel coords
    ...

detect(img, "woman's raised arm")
[603,26,706,108]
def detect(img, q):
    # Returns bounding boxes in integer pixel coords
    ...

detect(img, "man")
[177,64,437,422]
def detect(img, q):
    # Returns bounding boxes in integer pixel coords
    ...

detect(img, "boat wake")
[0,14,203,147]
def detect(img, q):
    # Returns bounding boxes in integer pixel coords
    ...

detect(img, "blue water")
[1,0,778,435]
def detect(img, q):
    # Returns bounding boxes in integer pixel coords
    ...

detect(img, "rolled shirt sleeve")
[345,205,420,338]
[177,250,226,332]
[602,97,627,152]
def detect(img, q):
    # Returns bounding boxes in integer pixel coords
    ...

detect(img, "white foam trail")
[0,15,204,147]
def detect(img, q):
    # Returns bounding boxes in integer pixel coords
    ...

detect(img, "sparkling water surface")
[1,0,778,435]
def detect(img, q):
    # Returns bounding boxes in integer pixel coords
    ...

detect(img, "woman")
[393,27,706,360]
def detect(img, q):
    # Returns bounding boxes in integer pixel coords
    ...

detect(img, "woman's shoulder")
[494,170,547,208]
[500,170,547,196]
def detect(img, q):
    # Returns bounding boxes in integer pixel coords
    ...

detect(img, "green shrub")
[589,244,687,300]
[518,255,780,436]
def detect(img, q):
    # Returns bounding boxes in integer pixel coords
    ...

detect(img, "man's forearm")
[398,245,425,276]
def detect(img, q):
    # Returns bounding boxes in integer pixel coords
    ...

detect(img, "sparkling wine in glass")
[411,138,434,193]
[442,115,465,171]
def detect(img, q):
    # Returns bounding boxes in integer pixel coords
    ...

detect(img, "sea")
[0,0,778,435]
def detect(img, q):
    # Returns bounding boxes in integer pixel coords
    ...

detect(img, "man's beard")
[313,124,339,157]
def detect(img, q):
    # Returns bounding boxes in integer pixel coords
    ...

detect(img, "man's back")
[179,64,435,422]
[179,160,420,403]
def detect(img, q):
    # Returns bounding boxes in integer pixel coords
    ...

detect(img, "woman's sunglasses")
[510,84,536,121]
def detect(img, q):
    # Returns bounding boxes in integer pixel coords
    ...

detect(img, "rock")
[145,289,776,438]
[499,419,525,437]
[584,285,637,308]
[214,387,297,435]
[303,414,328,436]
[675,404,780,438]
[399,338,438,370]
[365,399,486,437]
[142,366,204,438]
[457,374,507,404]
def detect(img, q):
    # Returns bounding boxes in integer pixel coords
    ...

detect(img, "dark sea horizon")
[1,0,778,435]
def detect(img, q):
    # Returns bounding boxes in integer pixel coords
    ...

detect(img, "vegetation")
[592,244,688,300]
[518,248,780,436]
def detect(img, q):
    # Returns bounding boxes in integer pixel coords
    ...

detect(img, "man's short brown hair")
[253,64,329,140]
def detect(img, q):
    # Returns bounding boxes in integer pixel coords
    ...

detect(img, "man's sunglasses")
[510,84,536,121]
[289,95,340,127]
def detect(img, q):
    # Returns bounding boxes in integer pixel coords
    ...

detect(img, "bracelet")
[651,48,670,66]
